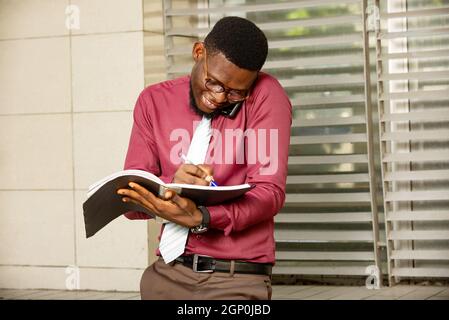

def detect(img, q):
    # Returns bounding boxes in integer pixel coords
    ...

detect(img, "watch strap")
[190,206,210,234]
[198,206,210,227]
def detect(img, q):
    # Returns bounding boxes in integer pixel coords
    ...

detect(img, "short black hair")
[204,16,268,71]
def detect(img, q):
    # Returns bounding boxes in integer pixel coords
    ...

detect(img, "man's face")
[190,42,258,116]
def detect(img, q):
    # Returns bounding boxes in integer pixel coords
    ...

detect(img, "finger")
[164,189,181,201]
[119,185,146,202]
[117,188,128,195]
[167,192,191,213]
[122,197,169,221]
[183,164,208,179]
[120,185,159,212]
[121,196,140,206]
[129,182,177,212]
[121,192,159,213]
[130,191,159,213]
[133,183,167,203]
[178,170,209,186]
[197,164,214,177]
[164,190,175,200]
[204,175,214,184]
[128,182,159,201]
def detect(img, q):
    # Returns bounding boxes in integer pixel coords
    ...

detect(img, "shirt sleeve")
[207,79,292,236]
[123,90,161,220]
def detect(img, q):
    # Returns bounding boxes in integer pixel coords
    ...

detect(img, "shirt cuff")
[208,205,232,232]
[124,211,151,220]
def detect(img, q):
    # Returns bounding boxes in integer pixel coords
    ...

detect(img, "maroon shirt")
[124,73,292,264]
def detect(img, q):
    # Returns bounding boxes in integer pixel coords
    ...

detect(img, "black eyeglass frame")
[202,47,251,103]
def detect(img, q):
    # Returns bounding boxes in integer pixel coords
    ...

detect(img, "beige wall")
[0,0,165,291]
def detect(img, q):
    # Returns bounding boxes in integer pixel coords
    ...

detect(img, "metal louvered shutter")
[374,0,449,284]
[270,0,383,280]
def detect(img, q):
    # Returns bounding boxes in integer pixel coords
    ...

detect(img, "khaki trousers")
[140,258,272,300]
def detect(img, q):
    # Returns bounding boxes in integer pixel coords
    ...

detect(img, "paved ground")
[1,285,448,300]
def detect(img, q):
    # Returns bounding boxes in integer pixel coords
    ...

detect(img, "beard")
[189,81,220,120]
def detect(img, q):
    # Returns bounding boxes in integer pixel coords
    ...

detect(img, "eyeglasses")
[203,48,249,103]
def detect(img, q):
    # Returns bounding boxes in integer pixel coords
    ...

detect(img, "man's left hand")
[117,182,203,228]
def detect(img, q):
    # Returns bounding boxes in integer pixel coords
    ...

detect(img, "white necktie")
[159,116,212,263]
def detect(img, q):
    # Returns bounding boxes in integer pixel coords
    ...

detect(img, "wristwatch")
[190,206,210,234]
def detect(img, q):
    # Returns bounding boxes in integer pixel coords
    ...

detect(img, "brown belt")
[175,254,272,276]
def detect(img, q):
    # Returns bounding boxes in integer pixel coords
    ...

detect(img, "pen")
[180,154,218,187]
[209,180,218,187]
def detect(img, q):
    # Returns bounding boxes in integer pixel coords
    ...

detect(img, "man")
[117,16,292,300]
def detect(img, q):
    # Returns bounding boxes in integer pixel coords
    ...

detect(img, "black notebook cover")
[83,171,254,238]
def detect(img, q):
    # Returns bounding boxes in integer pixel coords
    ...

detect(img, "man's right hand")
[172,164,214,186]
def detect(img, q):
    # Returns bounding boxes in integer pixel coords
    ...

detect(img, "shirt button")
[196,235,202,240]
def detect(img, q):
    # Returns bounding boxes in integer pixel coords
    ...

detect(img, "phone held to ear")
[220,101,243,118]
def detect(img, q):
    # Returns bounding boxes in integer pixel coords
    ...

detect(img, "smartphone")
[220,101,243,118]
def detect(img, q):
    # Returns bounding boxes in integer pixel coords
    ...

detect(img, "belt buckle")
[192,254,214,273]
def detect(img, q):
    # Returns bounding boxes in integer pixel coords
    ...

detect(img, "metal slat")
[166,14,362,36]
[384,170,449,181]
[285,192,371,203]
[292,95,366,107]
[383,151,449,162]
[280,75,364,88]
[264,54,363,69]
[379,70,449,81]
[167,54,364,73]
[382,129,449,142]
[257,14,362,29]
[275,230,373,241]
[275,212,372,223]
[288,154,368,164]
[287,173,370,184]
[389,230,449,240]
[276,251,374,261]
[391,250,449,260]
[378,27,449,40]
[273,266,368,276]
[380,7,449,19]
[379,49,449,60]
[392,268,449,278]
[271,34,363,49]
[290,133,367,145]
[166,46,198,56]
[166,0,361,16]
[381,110,449,122]
[387,211,449,221]
[167,64,195,75]
[383,7,449,19]
[293,115,366,127]
[386,191,449,201]
[379,90,449,101]
[166,34,363,56]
